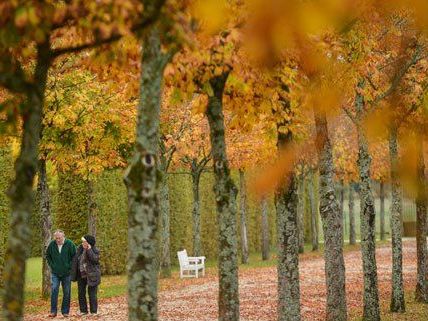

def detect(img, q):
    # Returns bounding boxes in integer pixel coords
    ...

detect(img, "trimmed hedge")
[94,170,128,275]
[0,146,14,288]
[53,172,88,245]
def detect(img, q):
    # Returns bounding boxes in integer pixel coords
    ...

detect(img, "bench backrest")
[177,249,189,267]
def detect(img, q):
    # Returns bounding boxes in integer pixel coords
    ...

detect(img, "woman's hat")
[82,234,96,247]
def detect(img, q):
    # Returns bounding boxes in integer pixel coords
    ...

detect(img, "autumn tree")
[158,95,197,277]
[0,2,165,319]
[168,2,246,316]
[169,98,212,258]
[348,10,427,312]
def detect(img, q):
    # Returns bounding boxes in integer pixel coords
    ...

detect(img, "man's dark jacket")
[46,239,76,277]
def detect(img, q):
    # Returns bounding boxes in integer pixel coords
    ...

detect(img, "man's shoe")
[77,311,88,316]
[48,313,57,318]
[62,314,69,318]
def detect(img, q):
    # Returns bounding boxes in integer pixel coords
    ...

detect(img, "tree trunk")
[297,174,305,253]
[158,140,174,278]
[123,27,170,321]
[348,183,356,246]
[192,169,202,257]
[38,158,52,299]
[314,111,347,321]
[2,42,50,321]
[160,177,171,278]
[87,178,97,238]
[205,72,239,321]
[276,85,301,321]
[380,180,386,241]
[356,128,380,321]
[339,179,346,245]
[415,134,428,303]
[276,173,301,321]
[309,169,319,251]
[355,84,380,321]
[261,196,270,261]
[388,126,405,312]
[239,169,249,264]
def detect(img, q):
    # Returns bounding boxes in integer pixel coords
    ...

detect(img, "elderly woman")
[71,235,101,316]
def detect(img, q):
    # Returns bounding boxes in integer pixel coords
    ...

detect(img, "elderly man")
[46,230,76,318]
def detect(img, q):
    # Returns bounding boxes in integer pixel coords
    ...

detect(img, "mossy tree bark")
[239,169,249,264]
[388,126,405,312]
[348,183,356,246]
[205,71,240,321]
[38,158,52,299]
[2,41,51,321]
[123,26,173,321]
[276,84,301,321]
[297,173,305,254]
[159,140,177,278]
[314,110,347,321]
[355,82,380,321]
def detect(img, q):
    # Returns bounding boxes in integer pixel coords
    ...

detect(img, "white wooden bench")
[177,249,206,278]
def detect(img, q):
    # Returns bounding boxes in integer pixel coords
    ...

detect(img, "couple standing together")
[46,230,101,317]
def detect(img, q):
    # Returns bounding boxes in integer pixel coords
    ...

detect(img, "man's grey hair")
[53,229,65,236]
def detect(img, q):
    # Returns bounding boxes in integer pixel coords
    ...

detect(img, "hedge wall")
[53,172,88,245]
[94,170,128,275]
[0,146,14,288]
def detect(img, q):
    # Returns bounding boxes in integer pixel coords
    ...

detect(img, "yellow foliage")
[191,0,228,35]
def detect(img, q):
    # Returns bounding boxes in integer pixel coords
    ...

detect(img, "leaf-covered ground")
[24,240,425,320]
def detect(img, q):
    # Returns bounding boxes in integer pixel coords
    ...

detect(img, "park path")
[25,240,419,321]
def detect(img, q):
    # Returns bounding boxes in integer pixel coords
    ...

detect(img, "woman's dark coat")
[71,245,101,287]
